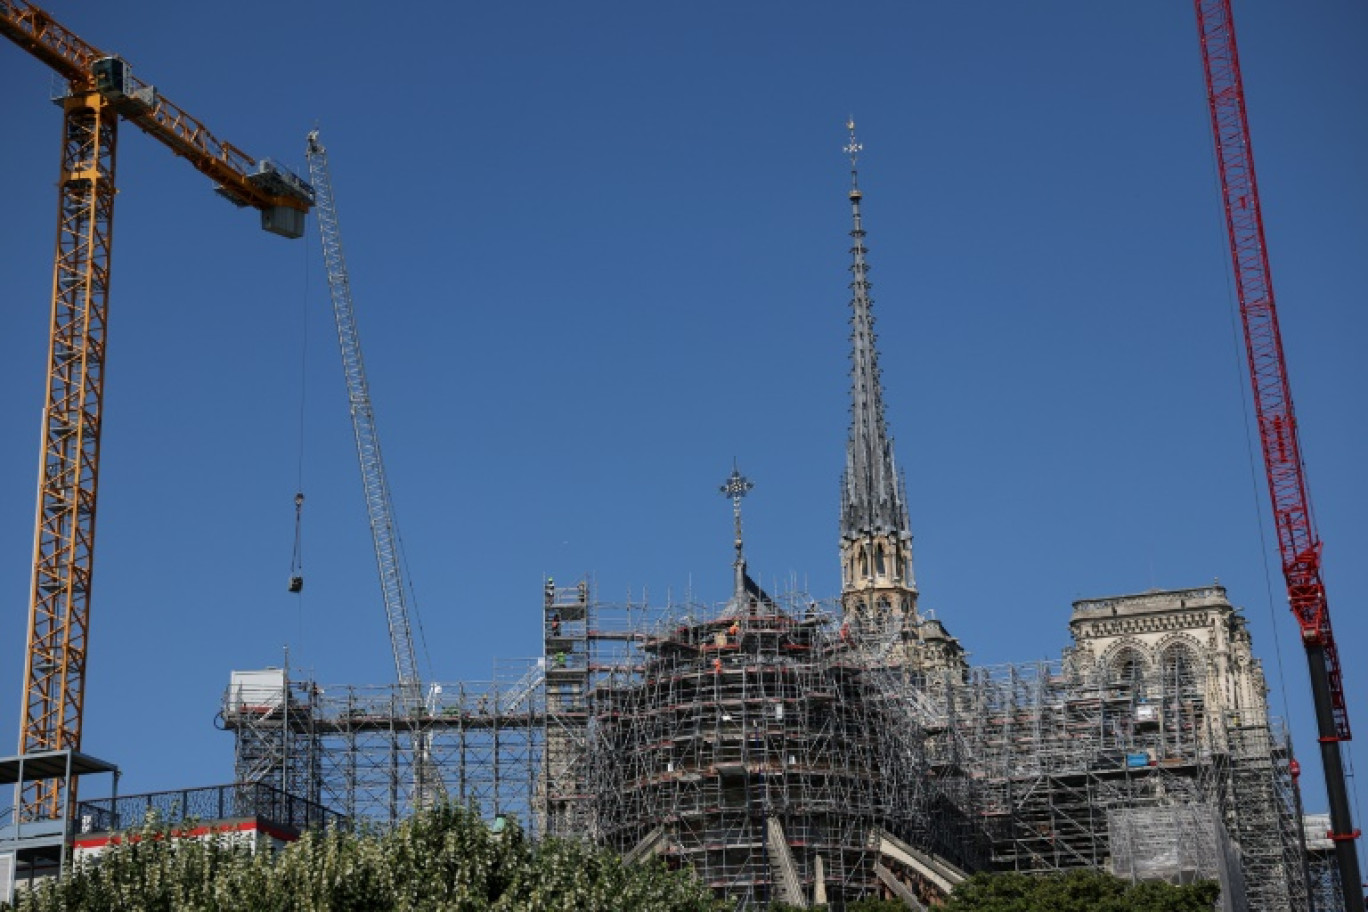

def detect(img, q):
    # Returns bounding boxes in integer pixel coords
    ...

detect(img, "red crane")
[1194,2,1363,907]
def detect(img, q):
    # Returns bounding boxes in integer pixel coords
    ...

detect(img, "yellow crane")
[1,1,313,821]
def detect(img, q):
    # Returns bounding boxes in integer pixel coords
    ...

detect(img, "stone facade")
[1067,585,1270,751]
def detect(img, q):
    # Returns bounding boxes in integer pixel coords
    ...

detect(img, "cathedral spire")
[835,122,956,669]
[840,120,910,544]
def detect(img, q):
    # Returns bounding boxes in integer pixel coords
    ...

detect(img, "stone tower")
[1065,584,1270,750]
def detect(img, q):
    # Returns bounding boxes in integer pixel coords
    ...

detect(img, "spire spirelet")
[840,120,911,542]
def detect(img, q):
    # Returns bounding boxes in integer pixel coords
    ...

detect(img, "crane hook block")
[288,575,304,594]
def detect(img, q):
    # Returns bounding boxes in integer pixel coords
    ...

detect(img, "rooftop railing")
[76,781,345,835]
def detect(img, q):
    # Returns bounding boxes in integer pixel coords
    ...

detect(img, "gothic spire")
[840,120,910,542]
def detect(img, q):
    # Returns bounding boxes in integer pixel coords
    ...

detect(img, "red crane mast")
[1194,2,1362,907]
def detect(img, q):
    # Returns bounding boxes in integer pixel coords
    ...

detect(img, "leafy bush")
[5,803,720,912]
[943,869,1220,912]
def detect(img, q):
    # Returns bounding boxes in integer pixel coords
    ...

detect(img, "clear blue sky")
[2,2,1366,832]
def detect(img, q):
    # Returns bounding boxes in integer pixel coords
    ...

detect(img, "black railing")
[76,782,345,835]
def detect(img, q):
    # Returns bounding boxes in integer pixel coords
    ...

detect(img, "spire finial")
[720,462,754,560]
[844,118,863,197]
[721,462,754,600]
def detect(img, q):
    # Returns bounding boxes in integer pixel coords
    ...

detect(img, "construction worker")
[728,621,740,642]
[550,612,561,636]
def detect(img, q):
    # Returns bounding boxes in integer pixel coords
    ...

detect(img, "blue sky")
[1,1,1366,835]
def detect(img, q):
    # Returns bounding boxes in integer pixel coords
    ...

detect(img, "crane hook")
[288,492,305,593]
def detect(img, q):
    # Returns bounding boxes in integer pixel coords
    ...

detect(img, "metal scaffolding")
[1304,814,1346,912]
[936,657,1308,912]
[584,586,982,907]
[222,581,1315,911]
[222,659,546,830]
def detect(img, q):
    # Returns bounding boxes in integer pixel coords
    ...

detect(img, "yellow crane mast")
[0,1,313,821]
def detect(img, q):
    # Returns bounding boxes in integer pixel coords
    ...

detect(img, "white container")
[228,668,285,714]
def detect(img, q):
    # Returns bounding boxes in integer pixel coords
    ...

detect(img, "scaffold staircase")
[766,817,807,908]
[542,578,592,837]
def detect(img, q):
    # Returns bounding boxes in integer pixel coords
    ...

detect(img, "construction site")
[2,2,1365,911]
[218,570,1323,910]
[216,94,1356,909]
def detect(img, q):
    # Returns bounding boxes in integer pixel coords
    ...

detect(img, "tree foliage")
[4,803,720,912]
[943,869,1221,912]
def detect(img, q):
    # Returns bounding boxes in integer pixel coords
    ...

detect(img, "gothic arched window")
[1159,643,1206,752]
[1110,647,1150,700]
[1159,644,1203,701]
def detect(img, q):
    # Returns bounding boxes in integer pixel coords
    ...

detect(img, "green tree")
[4,803,720,912]
[943,869,1220,912]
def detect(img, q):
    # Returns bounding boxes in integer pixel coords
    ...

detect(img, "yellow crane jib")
[86,54,314,238]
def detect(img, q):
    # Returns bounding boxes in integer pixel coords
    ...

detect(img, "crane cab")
[91,56,129,97]
[90,57,157,111]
